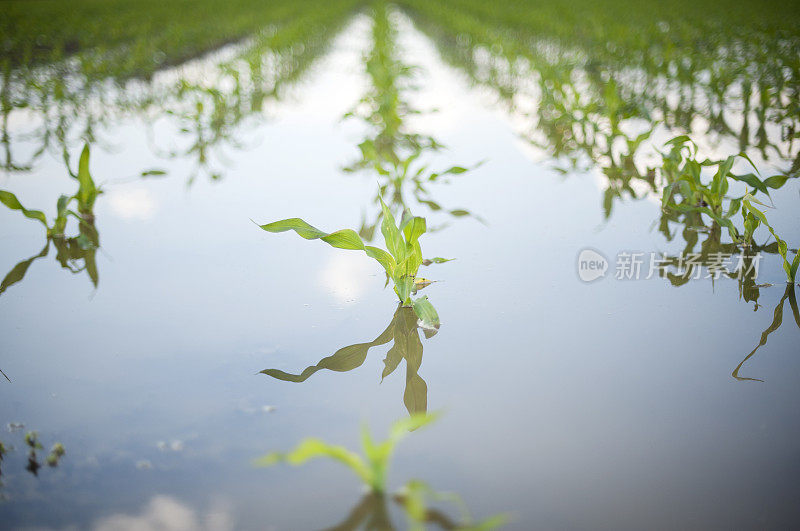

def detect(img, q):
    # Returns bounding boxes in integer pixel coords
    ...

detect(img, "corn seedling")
[255,413,506,529]
[256,197,447,327]
[255,413,438,494]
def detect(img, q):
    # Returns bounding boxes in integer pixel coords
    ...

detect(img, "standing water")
[1,1,799,529]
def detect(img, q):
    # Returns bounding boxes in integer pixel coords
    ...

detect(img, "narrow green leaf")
[730,173,769,195]
[411,296,440,329]
[320,229,366,250]
[423,257,454,265]
[141,169,167,177]
[76,143,98,211]
[0,190,48,227]
[389,412,439,441]
[404,373,428,416]
[0,243,49,296]
[365,246,396,276]
[379,197,405,262]
[763,175,793,190]
[394,274,414,304]
[254,439,372,485]
[402,216,426,246]
[256,218,328,239]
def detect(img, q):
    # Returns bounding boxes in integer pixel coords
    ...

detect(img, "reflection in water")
[262,305,433,415]
[402,0,799,315]
[1,0,359,182]
[0,428,65,498]
[0,144,100,296]
[328,488,502,531]
[345,3,482,241]
[403,0,800,182]
[733,283,800,382]
[400,0,800,266]
[2,0,800,527]
[93,495,234,531]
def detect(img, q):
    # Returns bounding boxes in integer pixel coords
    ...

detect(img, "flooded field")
[1,1,799,529]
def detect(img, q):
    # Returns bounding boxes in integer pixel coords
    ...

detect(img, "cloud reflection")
[92,496,234,531]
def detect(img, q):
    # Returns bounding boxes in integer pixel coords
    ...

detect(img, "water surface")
[1,2,799,529]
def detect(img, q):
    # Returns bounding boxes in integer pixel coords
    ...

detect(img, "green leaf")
[394,274,414,304]
[404,373,428,416]
[466,514,512,530]
[399,209,414,231]
[379,196,406,262]
[402,216,426,246]
[0,243,49,296]
[388,412,439,441]
[254,439,372,485]
[255,414,439,494]
[256,218,328,239]
[428,165,468,182]
[261,318,396,383]
[141,169,167,177]
[381,345,403,380]
[76,143,98,211]
[743,195,796,281]
[733,284,795,381]
[365,246,396,276]
[320,229,366,250]
[261,339,390,383]
[0,190,49,227]
[729,172,769,195]
[411,295,440,329]
[763,175,794,190]
[423,257,454,265]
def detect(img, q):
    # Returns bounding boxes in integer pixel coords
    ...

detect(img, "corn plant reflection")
[261,305,436,416]
[0,0,358,182]
[733,283,800,382]
[326,485,508,531]
[0,144,100,296]
[345,2,482,241]
[400,0,800,217]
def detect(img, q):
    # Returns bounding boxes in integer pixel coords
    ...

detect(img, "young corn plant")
[254,413,438,494]
[660,136,798,282]
[256,197,447,327]
[255,413,506,529]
